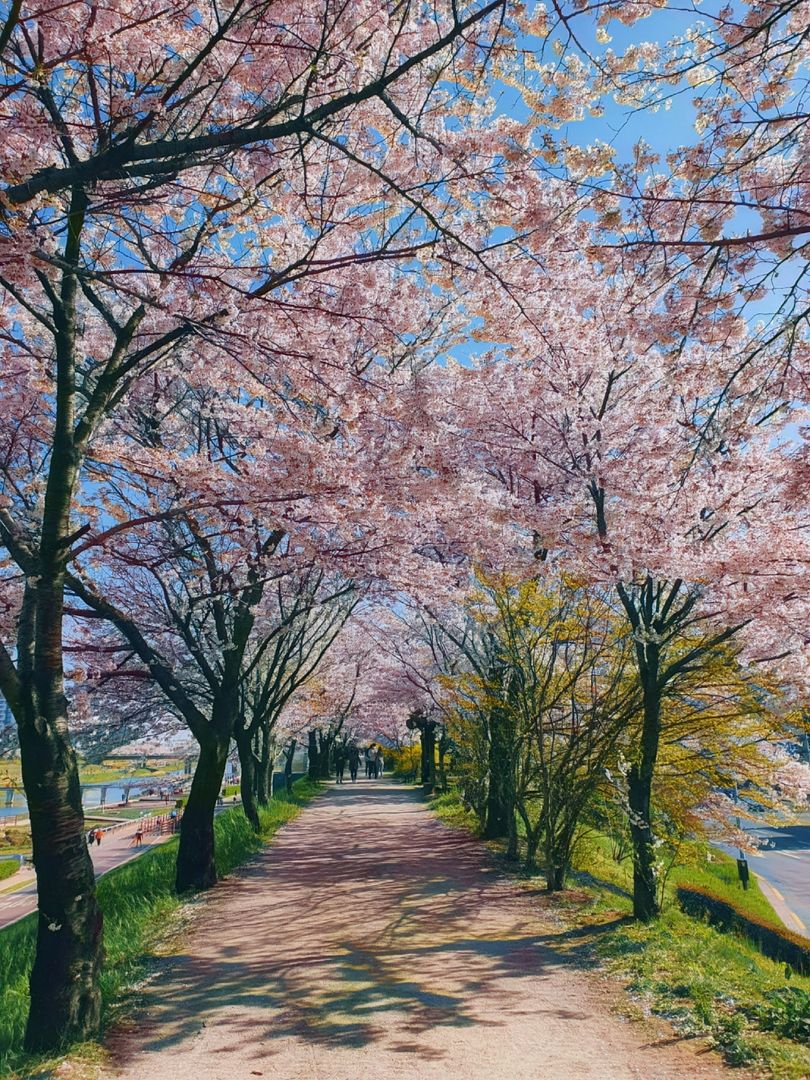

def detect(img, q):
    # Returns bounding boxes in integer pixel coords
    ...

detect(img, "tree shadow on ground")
[103,783,642,1068]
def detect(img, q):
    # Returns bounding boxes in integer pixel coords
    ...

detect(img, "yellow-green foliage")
[388,745,421,779]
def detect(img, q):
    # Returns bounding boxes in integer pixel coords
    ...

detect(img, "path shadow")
[104,783,631,1068]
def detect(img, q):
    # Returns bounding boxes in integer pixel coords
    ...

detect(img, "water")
[0,759,238,822]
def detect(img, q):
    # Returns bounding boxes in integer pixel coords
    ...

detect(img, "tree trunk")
[505,805,518,861]
[420,722,436,791]
[316,731,333,780]
[437,729,449,793]
[483,707,511,838]
[176,734,230,892]
[235,727,260,832]
[16,187,106,1050]
[20,718,103,1051]
[256,727,272,805]
[524,825,541,872]
[285,739,297,794]
[545,858,567,892]
[307,729,319,781]
[629,666,662,921]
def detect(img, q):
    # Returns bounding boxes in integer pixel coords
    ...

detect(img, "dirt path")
[101,782,738,1080]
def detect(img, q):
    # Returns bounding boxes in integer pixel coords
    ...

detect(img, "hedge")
[677,884,810,975]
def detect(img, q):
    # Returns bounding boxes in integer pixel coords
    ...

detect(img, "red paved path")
[0,813,178,929]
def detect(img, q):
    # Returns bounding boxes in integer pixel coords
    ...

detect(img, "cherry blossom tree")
[0,0,523,1046]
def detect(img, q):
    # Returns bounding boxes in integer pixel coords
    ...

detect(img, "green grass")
[2,758,184,789]
[86,805,173,822]
[0,863,19,885]
[0,829,29,856]
[430,788,810,1079]
[0,779,320,1078]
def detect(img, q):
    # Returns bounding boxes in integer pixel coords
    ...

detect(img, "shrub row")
[677,884,810,975]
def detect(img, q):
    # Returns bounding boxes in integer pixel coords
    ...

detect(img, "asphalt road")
[743,815,810,936]
[721,812,810,933]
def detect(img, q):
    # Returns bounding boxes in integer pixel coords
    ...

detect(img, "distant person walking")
[95,829,104,846]
[348,745,360,782]
[334,746,347,784]
[131,826,144,847]
[87,828,96,846]
[366,746,378,779]
[377,752,385,778]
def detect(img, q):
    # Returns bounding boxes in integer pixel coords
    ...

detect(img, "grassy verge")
[0,829,30,857]
[0,863,18,885]
[2,758,183,789]
[0,778,320,1079]
[430,788,810,1080]
[85,805,176,822]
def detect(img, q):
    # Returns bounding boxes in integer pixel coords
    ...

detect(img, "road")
[0,813,179,930]
[743,814,810,936]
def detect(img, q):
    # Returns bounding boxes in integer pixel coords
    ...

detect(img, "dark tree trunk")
[505,805,518,862]
[284,739,297,794]
[20,719,103,1051]
[420,723,436,791]
[307,729,319,781]
[517,801,541,872]
[236,727,260,832]
[256,727,272,805]
[176,734,230,892]
[483,707,511,839]
[437,729,449,793]
[629,662,662,921]
[316,731,334,780]
[16,187,106,1050]
[545,860,567,892]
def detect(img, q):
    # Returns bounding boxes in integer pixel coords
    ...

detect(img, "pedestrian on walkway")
[131,826,144,847]
[348,744,359,782]
[334,745,347,784]
[377,751,385,778]
[95,829,104,846]
[87,828,96,846]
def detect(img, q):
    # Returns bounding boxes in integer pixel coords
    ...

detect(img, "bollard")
[737,856,750,890]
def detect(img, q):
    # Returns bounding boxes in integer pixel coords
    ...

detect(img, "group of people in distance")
[334,743,385,784]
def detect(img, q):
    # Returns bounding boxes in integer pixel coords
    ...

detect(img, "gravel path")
[101,782,740,1080]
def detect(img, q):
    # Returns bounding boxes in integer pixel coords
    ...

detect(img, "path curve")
[102,782,740,1080]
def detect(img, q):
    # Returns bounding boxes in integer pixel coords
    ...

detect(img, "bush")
[754,988,810,1043]
[0,863,19,885]
[388,745,420,780]
[677,885,810,975]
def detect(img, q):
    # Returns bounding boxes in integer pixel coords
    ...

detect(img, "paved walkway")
[0,815,177,929]
[100,782,739,1080]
